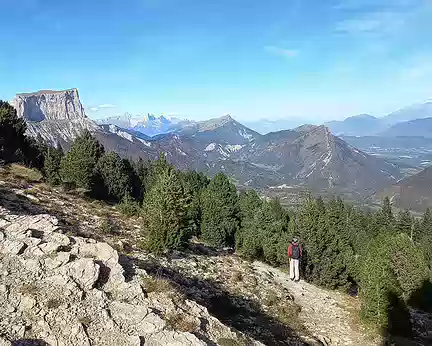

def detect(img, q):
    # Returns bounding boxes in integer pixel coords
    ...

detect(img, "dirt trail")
[252,261,380,346]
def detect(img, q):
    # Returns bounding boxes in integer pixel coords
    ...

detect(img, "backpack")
[291,244,300,259]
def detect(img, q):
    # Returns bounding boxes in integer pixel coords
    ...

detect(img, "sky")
[1,0,432,122]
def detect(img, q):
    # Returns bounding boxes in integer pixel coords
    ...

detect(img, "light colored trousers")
[290,259,300,281]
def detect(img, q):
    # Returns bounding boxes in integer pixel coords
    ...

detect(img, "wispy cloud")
[89,104,117,112]
[264,45,298,58]
[335,11,406,35]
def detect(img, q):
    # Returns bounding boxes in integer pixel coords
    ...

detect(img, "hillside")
[0,165,379,346]
[373,166,432,212]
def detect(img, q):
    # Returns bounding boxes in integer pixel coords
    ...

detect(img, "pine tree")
[396,210,413,236]
[295,197,327,282]
[180,170,210,237]
[238,190,262,221]
[60,130,104,191]
[373,197,396,234]
[96,152,133,201]
[144,152,173,191]
[201,173,239,247]
[360,232,428,329]
[0,101,28,163]
[142,169,191,254]
[132,157,149,200]
[419,208,432,262]
[43,145,64,185]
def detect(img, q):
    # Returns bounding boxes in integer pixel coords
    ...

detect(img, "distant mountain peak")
[293,124,318,133]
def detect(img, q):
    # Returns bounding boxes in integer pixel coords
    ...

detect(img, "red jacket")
[288,243,302,258]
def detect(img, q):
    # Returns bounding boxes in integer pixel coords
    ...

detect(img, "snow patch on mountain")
[109,124,134,142]
[238,129,254,141]
[137,138,152,147]
[205,143,216,151]
[225,144,244,152]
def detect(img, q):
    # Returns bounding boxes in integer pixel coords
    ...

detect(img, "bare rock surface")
[11,89,97,146]
[0,208,253,345]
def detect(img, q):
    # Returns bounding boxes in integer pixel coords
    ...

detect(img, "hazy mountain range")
[325,102,432,136]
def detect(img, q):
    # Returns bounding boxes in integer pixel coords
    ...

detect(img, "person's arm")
[299,246,303,257]
[288,244,292,257]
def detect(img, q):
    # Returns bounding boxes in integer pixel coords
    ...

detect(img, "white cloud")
[89,104,117,112]
[264,46,298,58]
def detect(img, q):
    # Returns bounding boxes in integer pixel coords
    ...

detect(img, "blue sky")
[1,0,432,122]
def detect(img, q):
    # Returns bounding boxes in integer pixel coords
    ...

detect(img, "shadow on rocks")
[12,340,49,346]
[129,256,314,346]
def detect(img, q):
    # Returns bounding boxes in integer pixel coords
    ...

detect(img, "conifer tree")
[360,232,428,329]
[0,101,28,163]
[132,157,149,200]
[142,169,191,254]
[180,170,210,237]
[60,130,104,191]
[144,152,173,191]
[201,173,239,247]
[96,151,133,201]
[420,208,432,262]
[396,210,413,236]
[43,145,64,185]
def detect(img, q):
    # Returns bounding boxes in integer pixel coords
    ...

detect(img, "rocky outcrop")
[12,89,86,122]
[0,209,252,345]
[11,89,97,146]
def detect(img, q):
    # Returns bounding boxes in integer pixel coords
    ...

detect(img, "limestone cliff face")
[12,89,86,121]
[11,89,97,146]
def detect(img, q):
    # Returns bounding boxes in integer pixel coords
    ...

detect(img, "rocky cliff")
[11,89,97,146]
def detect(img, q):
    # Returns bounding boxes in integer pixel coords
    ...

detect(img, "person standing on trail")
[288,237,302,282]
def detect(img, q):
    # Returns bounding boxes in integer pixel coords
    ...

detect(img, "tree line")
[1,100,432,336]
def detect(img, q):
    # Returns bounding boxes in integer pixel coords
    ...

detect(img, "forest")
[1,99,432,337]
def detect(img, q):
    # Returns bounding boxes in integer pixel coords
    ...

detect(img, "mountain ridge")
[11,88,403,197]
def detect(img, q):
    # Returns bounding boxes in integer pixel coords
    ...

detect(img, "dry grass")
[262,289,279,307]
[270,300,303,331]
[140,276,174,294]
[165,312,199,333]
[217,338,244,346]
[7,164,42,182]
[79,316,92,326]
[232,271,243,283]
[46,298,62,309]
[19,283,38,296]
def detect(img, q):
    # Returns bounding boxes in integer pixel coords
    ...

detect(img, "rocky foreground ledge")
[0,209,260,346]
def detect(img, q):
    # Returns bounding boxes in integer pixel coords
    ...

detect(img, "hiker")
[288,237,302,282]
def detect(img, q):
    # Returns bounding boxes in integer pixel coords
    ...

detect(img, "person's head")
[292,237,298,244]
